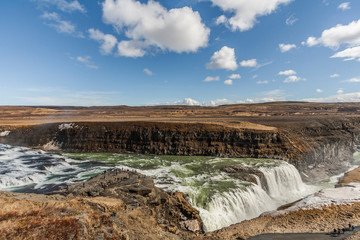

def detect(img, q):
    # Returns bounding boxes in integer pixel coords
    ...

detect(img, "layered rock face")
[1,117,360,182]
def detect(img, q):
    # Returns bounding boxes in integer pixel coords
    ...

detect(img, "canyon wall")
[1,117,360,182]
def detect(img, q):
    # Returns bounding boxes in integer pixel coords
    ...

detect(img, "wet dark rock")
[221,165,264,184]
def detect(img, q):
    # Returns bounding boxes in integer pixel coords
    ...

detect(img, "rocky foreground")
[0,170,202,240]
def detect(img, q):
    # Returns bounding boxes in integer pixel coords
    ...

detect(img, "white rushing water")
[0,144,110,191]
[0,144,320,232]
[196,163,318,231]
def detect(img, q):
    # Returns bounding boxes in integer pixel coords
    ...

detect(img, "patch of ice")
[59,123,74,130]
[263,183,360,217]
[0,131,10,137]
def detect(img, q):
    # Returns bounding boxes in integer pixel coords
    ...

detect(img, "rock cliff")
[1,117,360,182]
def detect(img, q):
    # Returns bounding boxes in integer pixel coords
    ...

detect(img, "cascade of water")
[197,162,317,232]
[199,184,276,232]
[259,163,314,203]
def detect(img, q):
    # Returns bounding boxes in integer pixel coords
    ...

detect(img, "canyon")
[1,102,360,239]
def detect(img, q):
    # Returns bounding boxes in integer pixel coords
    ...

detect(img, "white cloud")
[284,75,303,83]
[228,74,241,79]
[224,79,233,85]
[344,77,360,83]
[34,0,86,13]
[215,15,227,25]
[206,46,238,70]
[174,98,200,106]
[76,56,99,70]
[316,89,323,93]
[88,29,118,55]
[338,2,351,11]
[331,46,360,61]
[210,0,292,31]
[41,12,75,34]
[256,80,269,84]
[304,19,360,49]
[302,91,360,103]
[144,68,153,76]
[102,0,210,56]
[240,59,257,67]
[117,40,146,57]
[252,74,258,79]
[337,89,344,94]
[285,14,298,25]
[278,69,296,75]
[41,12,83,37]
[330,73,340,78]
[203,76,220,82]
[279,43,296,52]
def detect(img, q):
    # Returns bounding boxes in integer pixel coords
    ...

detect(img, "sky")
[0,0,360,106]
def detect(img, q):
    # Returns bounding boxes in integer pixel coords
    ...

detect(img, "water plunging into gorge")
[0,144,323,232]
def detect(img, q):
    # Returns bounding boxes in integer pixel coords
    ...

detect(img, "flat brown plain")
[1,102,360,131]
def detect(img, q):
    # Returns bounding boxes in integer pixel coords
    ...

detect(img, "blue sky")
[1,0,360,106]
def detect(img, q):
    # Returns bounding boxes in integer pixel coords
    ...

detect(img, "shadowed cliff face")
[1,117,360,183]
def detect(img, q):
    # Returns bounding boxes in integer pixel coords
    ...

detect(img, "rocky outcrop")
[221,165,265,185]
[0,170,202,240]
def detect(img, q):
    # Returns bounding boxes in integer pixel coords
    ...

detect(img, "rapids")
[0,144,321,231]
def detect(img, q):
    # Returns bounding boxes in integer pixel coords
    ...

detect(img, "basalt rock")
[221,165,265,185]
[1,117,360,183]
[51,169,202,236]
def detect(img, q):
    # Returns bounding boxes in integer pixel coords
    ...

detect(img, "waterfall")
[197,162,318,232]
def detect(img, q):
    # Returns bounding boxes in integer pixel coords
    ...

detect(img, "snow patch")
[43,140,61,151]
[58,123,74,130]
[0,131,10,137]
[263,183,360,217]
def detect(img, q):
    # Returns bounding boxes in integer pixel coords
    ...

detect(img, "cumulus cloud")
[88,29,118,55]
[330,73,340,78]
[41,12,82,36]
[338,2,351,11]
[256,80,269,84]
[278,69,296,75]
[304,19,360,49]
[76,56,99,70]
[144,68,153,76]
[240,59,257,67]
[174,98,200,106]
[117,40,147,57]
[34,0,86,13]
[337,89,344,94]
[316,89,323,93]
[331,46,360,61]
[279,43,296,52]
[284,75,304,83]
[285,14,298,25]
[228,74,241,79]
[210,0,292,31]
[102,0,210,57]
[203,76,220,82]
[206,46,238,70]
[224,79,233,85]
